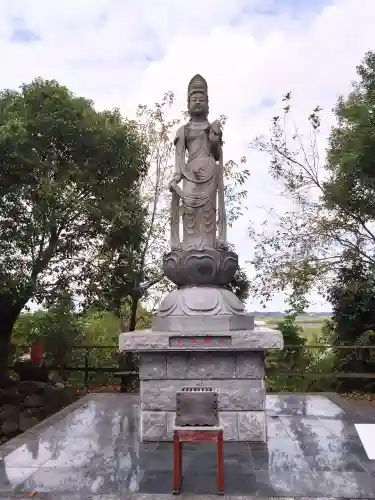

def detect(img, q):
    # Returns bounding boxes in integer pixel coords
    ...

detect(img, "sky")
[1,0,375,313]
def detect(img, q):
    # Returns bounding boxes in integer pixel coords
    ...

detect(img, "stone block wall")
[139,351,267,442]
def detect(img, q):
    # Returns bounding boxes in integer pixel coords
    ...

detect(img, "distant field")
[256,315,331,343]
[295,315,331,324]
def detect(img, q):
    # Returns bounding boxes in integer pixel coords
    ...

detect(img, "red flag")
[30,341,44,365]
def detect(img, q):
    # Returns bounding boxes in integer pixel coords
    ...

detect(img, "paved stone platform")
[1,393,375,498]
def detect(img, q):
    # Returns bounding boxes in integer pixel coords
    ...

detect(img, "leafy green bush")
[11,305,147,388]
[266,314,312,392]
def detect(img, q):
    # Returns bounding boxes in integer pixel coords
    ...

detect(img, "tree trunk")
[129,293,139,332]
[0,312,19,385]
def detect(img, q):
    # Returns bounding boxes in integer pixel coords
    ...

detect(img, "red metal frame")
[172,428,224,495]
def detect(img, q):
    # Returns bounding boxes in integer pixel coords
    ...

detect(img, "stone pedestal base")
[119,327,283,443]
[155,286,248,319]
[139,350,267,441]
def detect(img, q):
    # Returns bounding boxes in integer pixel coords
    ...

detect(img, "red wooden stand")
[172,427,224,495]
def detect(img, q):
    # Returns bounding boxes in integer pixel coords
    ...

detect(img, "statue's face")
[189,92,208,118]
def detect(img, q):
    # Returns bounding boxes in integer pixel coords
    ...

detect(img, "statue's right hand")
[170,181,182,198]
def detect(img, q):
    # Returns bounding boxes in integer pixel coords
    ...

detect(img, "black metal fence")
[9,343,375,389]
[11,343,126,388]
[268,344,375,378]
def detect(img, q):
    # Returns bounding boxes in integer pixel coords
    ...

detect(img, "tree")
[84,92,176,328]
[86,93,251,328]
[0,78,148,381]
[327,249,375,391]
[250,51,375,307]
[34,292,84,380]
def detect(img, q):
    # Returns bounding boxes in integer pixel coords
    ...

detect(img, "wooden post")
[173,431,181,494]
[217,429,224,495]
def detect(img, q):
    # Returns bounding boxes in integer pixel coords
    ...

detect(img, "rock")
[18,381,47,395]
[22,394,44,408]
[19,412,39,432]
[49,372,64,384]
[43,385,65,408]
[0,378,16,390]
[0,404,19,422]
[1,419,19,437]
[14,361,49,383]
[0,389,8,405]
[25,407,48,421]
[0,388,21,405]
[58,387,77,405]
[44,385,76,407]
[5,390,22,405]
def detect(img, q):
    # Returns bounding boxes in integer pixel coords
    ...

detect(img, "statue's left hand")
[211,119,222,135]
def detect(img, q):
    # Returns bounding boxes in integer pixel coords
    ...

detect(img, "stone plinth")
[119,327,283,443]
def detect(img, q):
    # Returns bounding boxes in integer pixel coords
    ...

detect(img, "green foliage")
[251,51,375,394]
[265,295,336,392]
[266,316,339,393]
[11,302,152,388]
[321,52,375,391]
[11,292,84,381]
[250,51,375,306]
[325,51,375,224]
[82,310,120,345]
[12,310,46,346]
[223,158,250,226]
[266,313,309,392]
[301,350,337,393]
[35,293,84,375]
[225,266,250,302]
[0,78,149,374]
[84,93,176,322]
[327,253,375,391]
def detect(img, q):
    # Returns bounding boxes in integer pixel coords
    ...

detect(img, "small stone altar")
[119,74,283,443]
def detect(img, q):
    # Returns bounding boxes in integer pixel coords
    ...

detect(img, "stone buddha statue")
[169,74,228,251]
[163,74,238,288]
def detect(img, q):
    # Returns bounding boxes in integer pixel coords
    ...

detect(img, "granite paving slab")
[3,496,366,500]
[0,393,375,498]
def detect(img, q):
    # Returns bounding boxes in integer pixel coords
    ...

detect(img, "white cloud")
[1,0,374,312]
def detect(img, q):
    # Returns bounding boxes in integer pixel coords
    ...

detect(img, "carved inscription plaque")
[176,387,219,426]
[169,336,232,347]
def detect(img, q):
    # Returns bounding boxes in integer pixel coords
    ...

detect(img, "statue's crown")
[188,74,208,98]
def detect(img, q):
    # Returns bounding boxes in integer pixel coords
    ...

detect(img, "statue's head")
[187,74,209,119]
